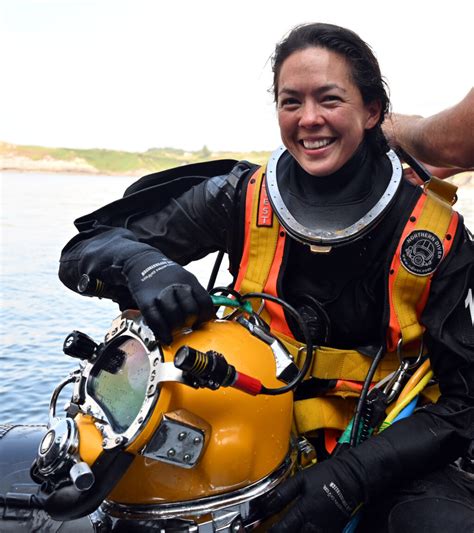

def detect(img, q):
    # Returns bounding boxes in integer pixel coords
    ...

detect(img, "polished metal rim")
[100,448,296,521]
[265,146,403,246]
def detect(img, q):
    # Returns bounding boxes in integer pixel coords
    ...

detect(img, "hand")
[382,113,423,149]
[403,163,464,186]
[267,458,361,533]
[123,251,214,344]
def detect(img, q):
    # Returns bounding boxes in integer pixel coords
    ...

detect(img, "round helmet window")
[88,337,150,433]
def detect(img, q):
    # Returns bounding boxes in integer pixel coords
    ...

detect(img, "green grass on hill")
[0,141,271,174]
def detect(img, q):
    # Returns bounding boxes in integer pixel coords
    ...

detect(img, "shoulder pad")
[124,159,239,197]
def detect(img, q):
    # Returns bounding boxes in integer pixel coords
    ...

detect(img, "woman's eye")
[279,98,300,108]
[323,94,342,103]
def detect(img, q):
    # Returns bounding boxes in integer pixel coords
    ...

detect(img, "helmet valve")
[174,345,262,395]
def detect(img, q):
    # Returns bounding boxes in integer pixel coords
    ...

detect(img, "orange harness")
[234,164,459,434]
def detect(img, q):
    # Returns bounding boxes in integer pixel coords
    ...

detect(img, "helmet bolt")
[178,432,187,441]
[167,448,176,458]
[183,454,191,463]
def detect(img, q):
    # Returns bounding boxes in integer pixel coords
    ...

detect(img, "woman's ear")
[364,100,382,130]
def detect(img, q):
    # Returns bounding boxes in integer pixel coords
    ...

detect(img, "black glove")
[267,456,362,533]
[123,251,215,344]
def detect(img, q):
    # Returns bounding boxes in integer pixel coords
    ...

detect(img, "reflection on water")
[1,172,473,424]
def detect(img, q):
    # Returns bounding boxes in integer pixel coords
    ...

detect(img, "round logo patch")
[400,230,444,276]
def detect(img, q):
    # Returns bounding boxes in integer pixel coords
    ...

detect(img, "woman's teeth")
[302,138,333,149]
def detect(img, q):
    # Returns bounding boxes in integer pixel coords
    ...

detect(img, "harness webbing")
[387,180,459,351]
[234,167,281,305]
[234,166,459,433]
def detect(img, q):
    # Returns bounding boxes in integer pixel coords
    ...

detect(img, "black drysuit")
[59,149,474,531]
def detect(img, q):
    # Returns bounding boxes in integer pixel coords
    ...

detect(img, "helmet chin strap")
[265,146,403,252]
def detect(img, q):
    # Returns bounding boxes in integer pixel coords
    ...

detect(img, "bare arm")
[384,88,474,169]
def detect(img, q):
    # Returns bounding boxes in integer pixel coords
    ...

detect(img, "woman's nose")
[298,103,324,128]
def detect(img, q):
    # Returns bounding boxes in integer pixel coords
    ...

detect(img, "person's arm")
[59,168,250,342]
[384,88,474,169]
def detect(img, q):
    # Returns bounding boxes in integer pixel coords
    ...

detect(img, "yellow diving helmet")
[31,295,306,531]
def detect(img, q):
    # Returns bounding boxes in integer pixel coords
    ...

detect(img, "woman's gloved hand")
[123,251,215,344]
[267,457,362,533]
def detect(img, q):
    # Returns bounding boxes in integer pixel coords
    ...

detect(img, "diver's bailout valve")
[31,371,96,493]
[33,417,95,492]
[174,346,263,395]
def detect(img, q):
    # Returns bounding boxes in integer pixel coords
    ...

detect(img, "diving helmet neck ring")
[265,146,403,251]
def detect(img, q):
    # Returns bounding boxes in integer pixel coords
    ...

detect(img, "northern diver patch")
[400,230,444,276]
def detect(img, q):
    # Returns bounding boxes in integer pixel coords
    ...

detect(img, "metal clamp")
[236,316,298,383]
[396,338,423,369]
[384,338,424,403]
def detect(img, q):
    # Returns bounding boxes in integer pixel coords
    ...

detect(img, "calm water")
[1,172,473,425]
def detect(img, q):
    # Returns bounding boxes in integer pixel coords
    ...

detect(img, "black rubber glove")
[123,251,214,344]
[268,457,362,533]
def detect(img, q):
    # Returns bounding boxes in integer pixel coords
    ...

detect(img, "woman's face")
[277,46,381,176]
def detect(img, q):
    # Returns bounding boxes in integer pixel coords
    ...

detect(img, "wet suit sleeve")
[270,224,474,532]
[59,165,249,320]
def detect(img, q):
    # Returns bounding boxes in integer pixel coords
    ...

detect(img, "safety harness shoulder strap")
[387,177,459,351]
[234,166,291,333]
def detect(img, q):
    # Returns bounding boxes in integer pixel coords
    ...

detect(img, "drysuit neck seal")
[265,144,403,250]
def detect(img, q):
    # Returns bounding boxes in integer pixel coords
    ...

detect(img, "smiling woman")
[29,21,474,532]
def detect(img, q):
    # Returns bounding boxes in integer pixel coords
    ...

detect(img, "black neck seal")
[265,142,403,250]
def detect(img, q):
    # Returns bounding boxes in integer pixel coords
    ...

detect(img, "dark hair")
[272,23,390,154]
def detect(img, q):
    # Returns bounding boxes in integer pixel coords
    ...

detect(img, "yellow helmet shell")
[106,319,293,504]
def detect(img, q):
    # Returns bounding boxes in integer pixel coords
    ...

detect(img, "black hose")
[206,251,225,291]
[349,345,384,447]
[241,292,314,395]
[395,147,431,183]
[0,492,45,509]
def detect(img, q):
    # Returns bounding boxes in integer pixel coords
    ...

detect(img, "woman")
[59,24,474,531]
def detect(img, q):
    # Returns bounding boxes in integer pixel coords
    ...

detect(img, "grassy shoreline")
[0,141,270,175]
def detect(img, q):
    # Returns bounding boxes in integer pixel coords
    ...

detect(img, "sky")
[0,0,472,153]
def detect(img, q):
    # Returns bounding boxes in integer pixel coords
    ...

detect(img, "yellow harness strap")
[424,176,458,205]
[276,331,400,382]
[295,396,357,433]
[388,178,458,351]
